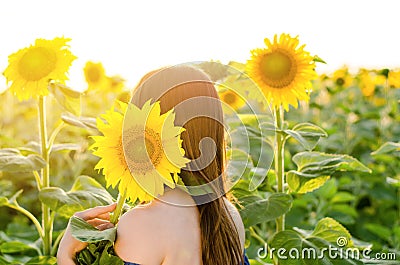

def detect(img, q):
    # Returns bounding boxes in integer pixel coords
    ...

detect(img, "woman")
[57,65,250,265]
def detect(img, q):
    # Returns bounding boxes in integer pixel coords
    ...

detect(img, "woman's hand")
[57,203,117,264]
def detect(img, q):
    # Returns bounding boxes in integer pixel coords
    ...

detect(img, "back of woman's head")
[130,65,243,264]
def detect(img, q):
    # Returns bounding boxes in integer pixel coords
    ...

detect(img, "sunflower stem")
[274,106,285,233]
[38,96,52,255]
[6,203,44,241]
[111,189,127,224]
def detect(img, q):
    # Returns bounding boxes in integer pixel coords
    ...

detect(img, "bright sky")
[1,0,399,92]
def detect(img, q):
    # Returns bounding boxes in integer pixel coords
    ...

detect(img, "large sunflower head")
[91,100,189,203]
[3,37,76,101]
[246,33,317,111]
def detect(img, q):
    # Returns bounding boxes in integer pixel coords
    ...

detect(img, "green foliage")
[0,149,46,172]
[284,122,327,151]
[75,241,123,265]
[39,176,114,218]
[239,193,293,227]
[70,216,117,243]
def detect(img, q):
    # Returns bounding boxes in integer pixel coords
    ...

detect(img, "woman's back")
[115,188,245,265]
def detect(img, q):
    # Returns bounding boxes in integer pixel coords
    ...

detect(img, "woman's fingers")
[87,218,111,227]
[74,203,117,221]
[96,222,115,231]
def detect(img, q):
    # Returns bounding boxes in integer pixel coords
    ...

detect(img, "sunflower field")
[0,35,399,265]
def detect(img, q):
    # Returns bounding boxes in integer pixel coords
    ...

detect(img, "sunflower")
[332,66,354,88]
[91,100,189,202]
[357,69,386,97]
[246,34,317,111]
[388,70,400,88]
[218,86,245,110]
[83,61,109,92]
[107,75,125,93]
[219,89,244,110]
[3,37,76,101]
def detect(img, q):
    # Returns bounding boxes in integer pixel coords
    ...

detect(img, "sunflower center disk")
[260,50,296,89]
[222,91,238,105]
[18,47,57,81]
[124,127,163,173]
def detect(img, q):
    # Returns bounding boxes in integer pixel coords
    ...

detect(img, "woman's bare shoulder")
[115,203,166,264]
[114,190,201,264]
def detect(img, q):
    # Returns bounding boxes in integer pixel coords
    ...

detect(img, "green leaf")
[285,122,327,151]
[287,173,330,193]
[269,218,362,264]
[313,55,327,64]
[49,82,81,116]
[364,223,392,241]
[330,192,356,203]
[0,241,35,253]
[76,241,124,265]
[39,176,114,218]
[290,151,371,178]
[311,217,353,247]
[330,204,358,217]
[314,178,337,199]
[371,141,400,155]
[51,143,81,152]
[25,256,57,264]
[248,167,269,191]
[226,148,252,183]
[0,148,46,172]
[0,197,8,206]
[386,177,400,187]
[61,114,97,130]
[239,193,292,227]
[0,190,23,208]
[70,216,117,242]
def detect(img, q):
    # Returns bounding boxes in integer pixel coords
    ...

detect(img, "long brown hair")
[130,65,244,265]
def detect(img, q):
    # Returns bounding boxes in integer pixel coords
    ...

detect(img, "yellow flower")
[3,37,76,101]
[388,70,400,88]
[246,33,317,111]
[91,100,189,202]
[107,75,125,93]
[358,69,386,97]
[218,86,245,110]
[83,61,109,92]
[332,66,354,88]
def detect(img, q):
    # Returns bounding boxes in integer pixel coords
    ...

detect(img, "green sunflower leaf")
[49,82,81,116]
[371,141,400,155]
[0,148,46,172]
[313,55,327,64]
[239,193,292,227]
[25,256,57,264]
[61,114,97,130]
[39,176,114,218]
[269,218,362,265]
[291,151,371,176]
[285,122,327,151]
[70,216,117,243]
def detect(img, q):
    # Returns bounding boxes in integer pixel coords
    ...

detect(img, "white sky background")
[0,0,399,92]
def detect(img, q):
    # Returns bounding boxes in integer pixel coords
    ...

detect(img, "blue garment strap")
[124,250,250,265]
